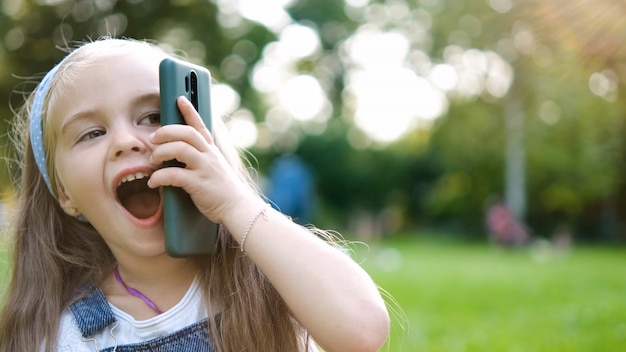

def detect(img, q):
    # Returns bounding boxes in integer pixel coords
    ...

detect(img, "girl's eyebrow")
[60,92,160,135]
[132,91,160,108]
[60,110,97,136]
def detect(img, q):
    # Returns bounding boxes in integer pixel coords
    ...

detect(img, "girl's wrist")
[239,204,270,252]
[219,195,269,241]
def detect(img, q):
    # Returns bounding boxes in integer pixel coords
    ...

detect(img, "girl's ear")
[56,182,80,216]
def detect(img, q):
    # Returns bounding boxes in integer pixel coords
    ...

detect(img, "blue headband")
[30,64,60,195]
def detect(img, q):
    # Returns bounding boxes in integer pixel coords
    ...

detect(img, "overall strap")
[100,320,213,352]
[69,287,117,338]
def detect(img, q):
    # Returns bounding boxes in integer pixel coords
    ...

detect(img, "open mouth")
[116,171,161,219]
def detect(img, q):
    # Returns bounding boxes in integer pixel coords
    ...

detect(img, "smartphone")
[159,57,218,257]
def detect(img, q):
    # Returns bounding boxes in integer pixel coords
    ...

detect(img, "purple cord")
[114,266,164,315]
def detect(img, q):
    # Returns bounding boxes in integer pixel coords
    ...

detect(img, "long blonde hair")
[0,38,307,352]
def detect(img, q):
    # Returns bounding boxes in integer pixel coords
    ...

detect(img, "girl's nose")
[110,126,147,159]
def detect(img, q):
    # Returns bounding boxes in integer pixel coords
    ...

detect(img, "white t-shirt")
[55,279,207,351]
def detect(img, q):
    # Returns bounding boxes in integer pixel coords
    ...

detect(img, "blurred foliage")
[1,0,626,242]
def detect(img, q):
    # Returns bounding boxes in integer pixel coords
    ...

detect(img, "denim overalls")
[69,287,214,352]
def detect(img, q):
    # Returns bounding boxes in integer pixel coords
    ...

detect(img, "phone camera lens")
[190,71,199,110]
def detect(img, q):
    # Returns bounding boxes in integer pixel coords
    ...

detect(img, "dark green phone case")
[159,57,218,257]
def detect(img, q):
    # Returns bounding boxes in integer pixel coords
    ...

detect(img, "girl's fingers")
[176,96,214,143]
[148,163,187,188]
[151,124,208,152]
[150,96,214,152]
[149,140,190,165]
[150,140,212,169]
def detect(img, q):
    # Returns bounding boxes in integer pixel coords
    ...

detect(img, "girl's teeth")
[121,172,148,184]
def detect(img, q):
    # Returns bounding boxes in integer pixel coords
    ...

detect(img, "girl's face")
[50,46,167,257]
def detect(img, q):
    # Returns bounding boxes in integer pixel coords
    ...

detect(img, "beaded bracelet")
[240,205,269,252]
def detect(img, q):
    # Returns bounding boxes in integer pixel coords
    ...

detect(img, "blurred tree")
[0,0,267,190]
[519,0,626,240]
[396,0,625,239]
[1,0,625,241]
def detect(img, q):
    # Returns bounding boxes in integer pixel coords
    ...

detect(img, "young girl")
[0,38,389,352]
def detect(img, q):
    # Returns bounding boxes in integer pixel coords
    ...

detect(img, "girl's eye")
[140,112,161,125]
[78,129,106,142]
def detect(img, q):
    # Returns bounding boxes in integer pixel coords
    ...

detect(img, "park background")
[0,0,625,351]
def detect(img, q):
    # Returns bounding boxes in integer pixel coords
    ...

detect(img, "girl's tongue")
[117,178,160,219]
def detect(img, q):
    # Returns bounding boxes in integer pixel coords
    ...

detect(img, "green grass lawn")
[1,236,624,351]
[355,236,626,352]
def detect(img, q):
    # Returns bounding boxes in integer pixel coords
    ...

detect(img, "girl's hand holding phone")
[148,96,253,225]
